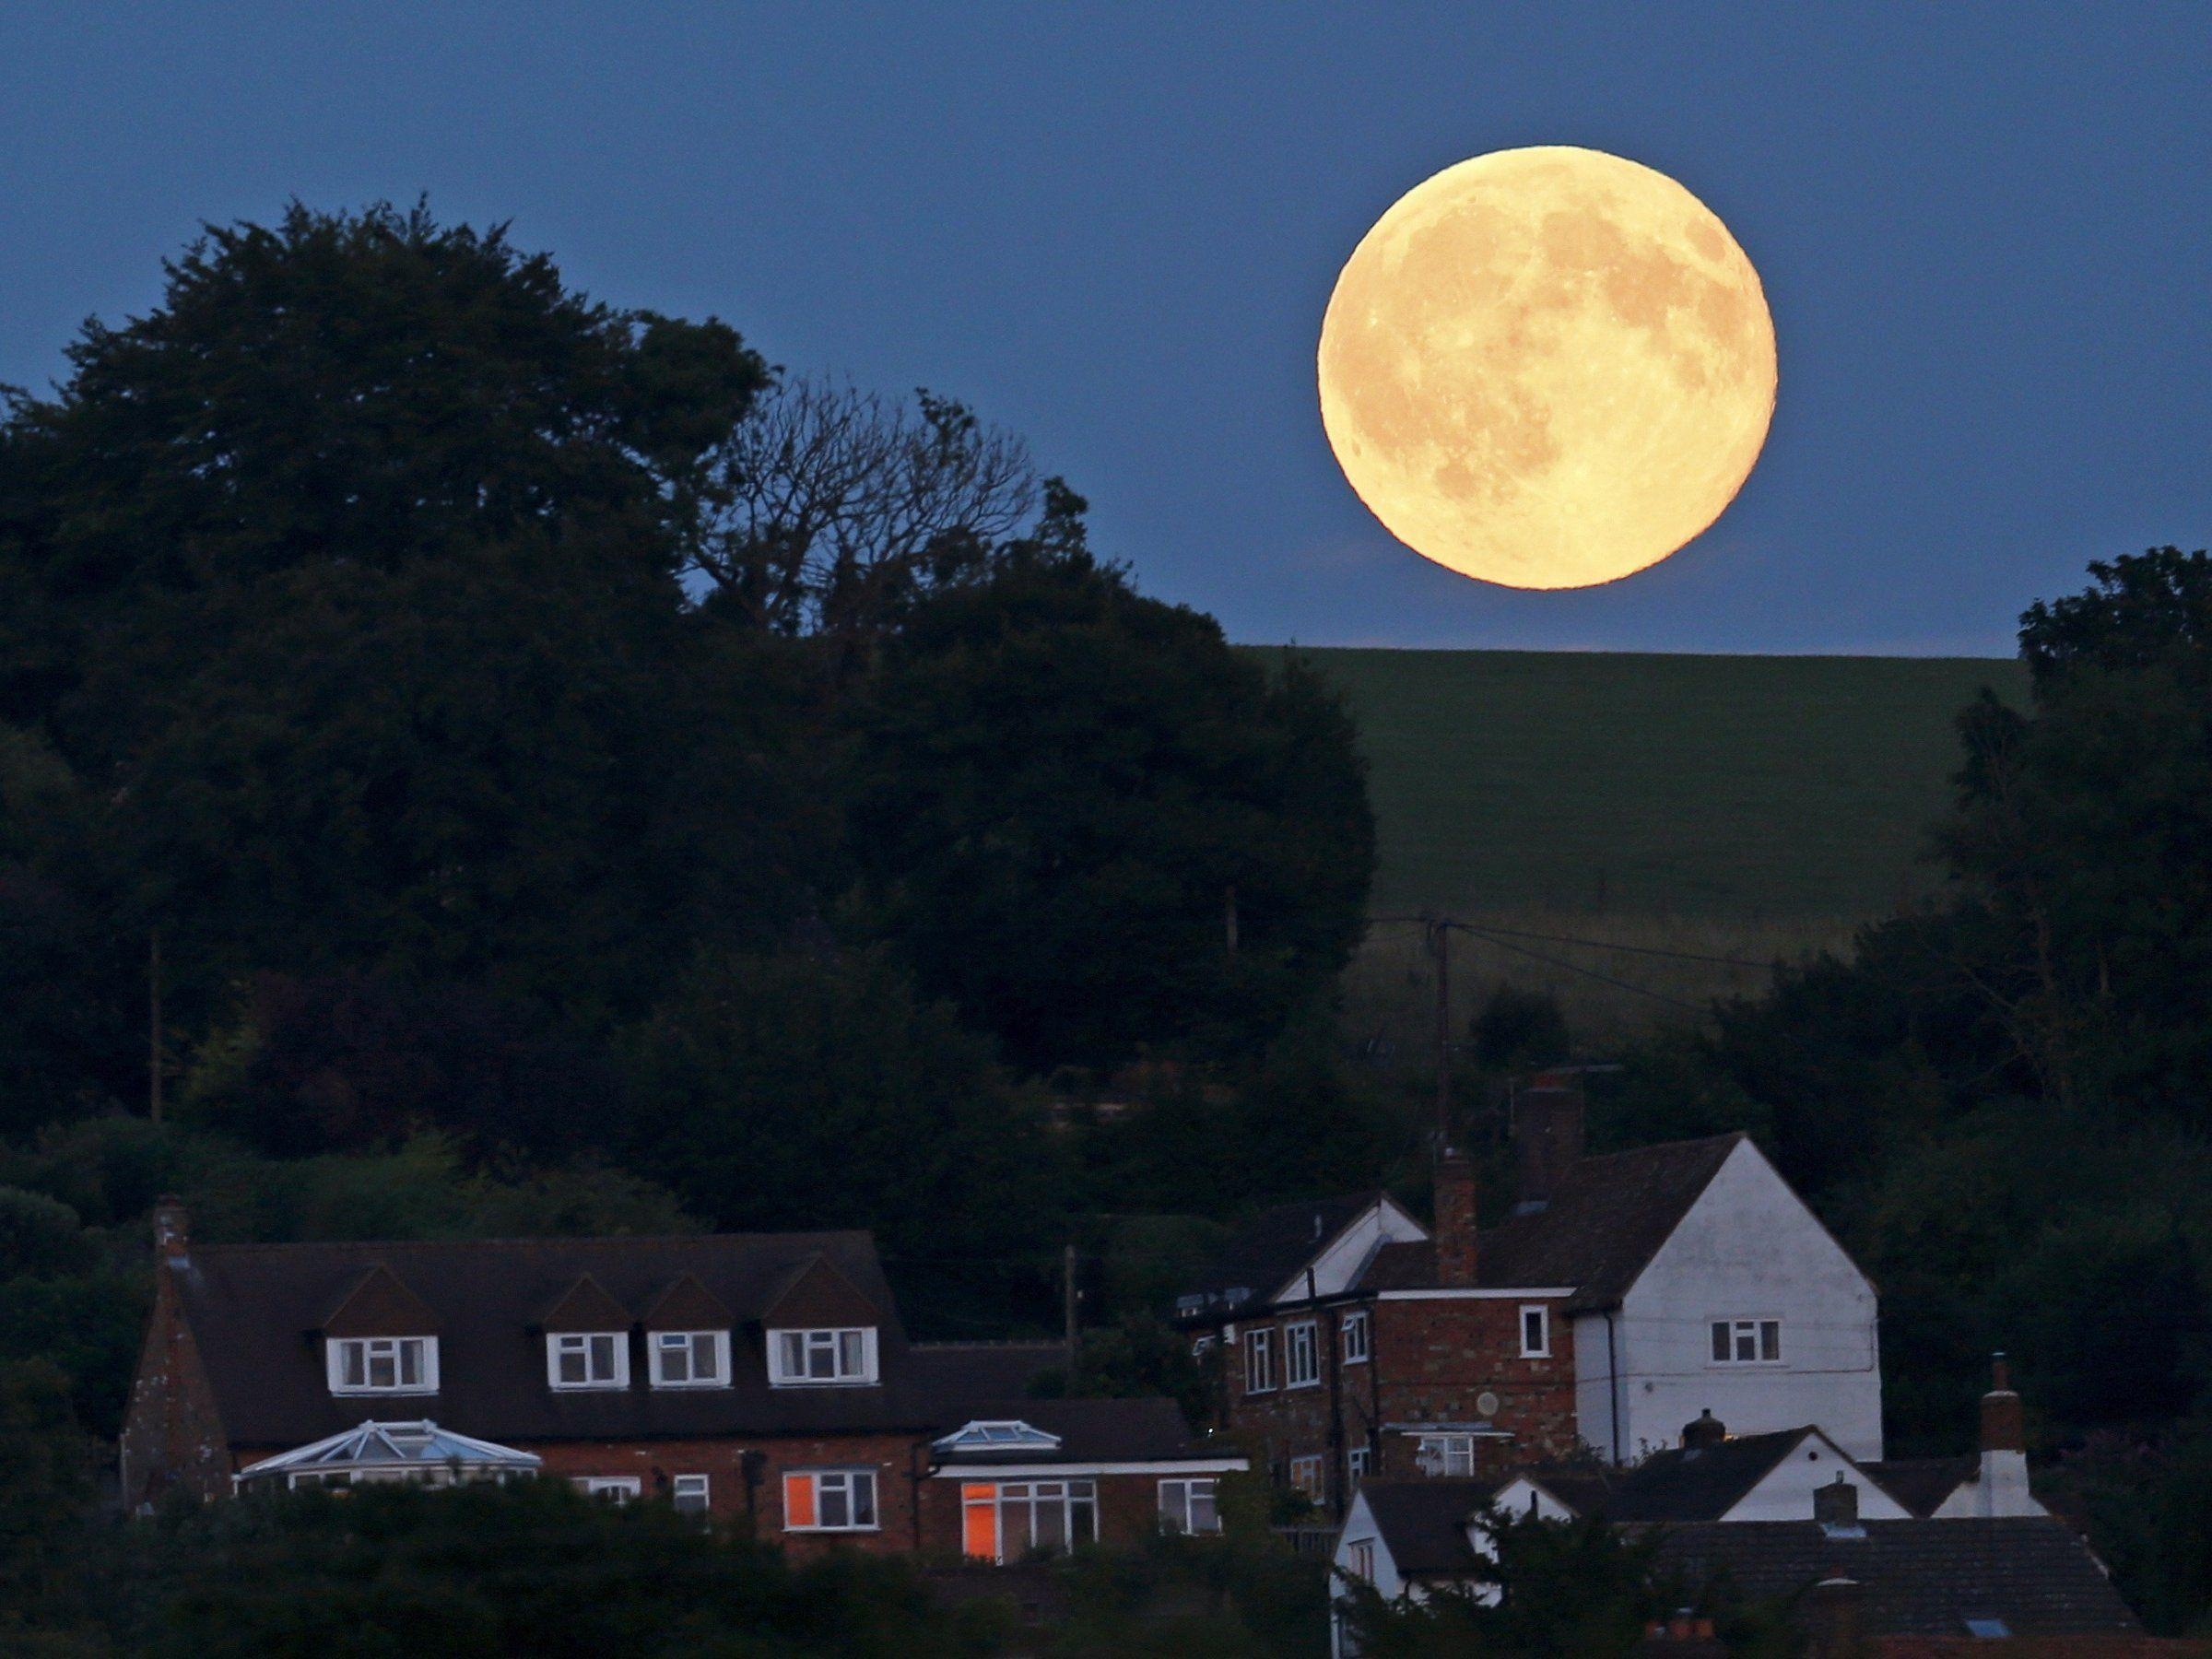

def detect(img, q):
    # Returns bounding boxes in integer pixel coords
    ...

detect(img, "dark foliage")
[841,529,1373,1074]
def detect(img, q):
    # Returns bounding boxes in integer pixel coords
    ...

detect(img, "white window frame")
[1157,1477,1220,1535]
[1289,1453,1324,1500]
[573,1476,642,1502]
[671,1473,711,1515]
[768,1326,879,1387]
[1347,1538,1376,1583]
[965,1478,1097,1561]
[327,1335,439,1395]
[1418,1434,1477,1477]
[648,1329,731,1389]
[1243,1326,1276,1394]
[1347,1445,1371,1483]
[1284,1319,1320,1389]
[547,1330,629,1392]
[1519,1303,1551,1359]
[784,1467,880,1532]
[1709,1317,1784,1366]
[1341,1309,1370,1365]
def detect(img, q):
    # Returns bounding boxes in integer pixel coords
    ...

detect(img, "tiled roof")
[1651,1519,2144,1637]
[1354,1478,1499,1577]
[1865,1456,1978,1518]
[931,1397,1226,1466]
[1474,1133,1746,1310]
[172,1232,1074,1449]
[1182,1192,1385,1312]
[1606,1428,1816,1522]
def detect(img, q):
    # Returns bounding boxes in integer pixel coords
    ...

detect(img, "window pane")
[852,1472,876,1527]
[369,1350,396,1388]
[1159,1483,1187,1534]
[1712,1323,1730,1362]
[692,1334,718,1381]
[659,1335,689,1383]
[559,1343,586,1383]
[589,1335,615,1379]
[399,1340,422,1386]
[807,1334,835,1378]
[342,1343,365,1387]
[1735,1325,1757,1362]
[1759,1321,1781,1361]
[1190,1482,1218,1534]
[781,1333,805,1378]
[1034,1493,1066,1551]
[821,1477,850,1528]
[839,1331,865,1376]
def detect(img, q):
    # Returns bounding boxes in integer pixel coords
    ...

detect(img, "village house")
[1176,1072,1883,1515]
[119,1201,1242,1561]
[1329,1369,2112,1658]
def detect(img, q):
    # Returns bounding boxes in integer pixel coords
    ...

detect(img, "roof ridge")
[1573,1130,1747,1170]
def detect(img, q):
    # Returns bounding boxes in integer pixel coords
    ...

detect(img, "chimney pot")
[153,1195,189,1266]
[1433,1151,1478,1288]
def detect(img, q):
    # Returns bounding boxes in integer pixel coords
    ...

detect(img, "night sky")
[4,4,2205,653]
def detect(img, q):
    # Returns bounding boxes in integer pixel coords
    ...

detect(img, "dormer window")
[649,1330,730,1388]
[328,1335,438,1395]
[768,1327,877,1386]
[547,1332,629,1391]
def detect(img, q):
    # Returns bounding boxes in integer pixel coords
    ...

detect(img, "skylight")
[932,1418,1063,1453]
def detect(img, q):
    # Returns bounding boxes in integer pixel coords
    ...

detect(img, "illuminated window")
[960,1479,1098,1561]
[782,1468,877,1531]
[1290,1454,1324,1500]
[327,1336,437,1395]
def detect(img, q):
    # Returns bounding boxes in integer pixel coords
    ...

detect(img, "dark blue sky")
[4,4,2205,653]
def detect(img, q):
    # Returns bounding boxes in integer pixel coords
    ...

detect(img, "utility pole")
[148,931,163,1125]
[1427,913,1452,1150]
[1064,1243,1080,1354]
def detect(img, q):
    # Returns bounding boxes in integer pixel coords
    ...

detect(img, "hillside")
[1282,648,2027,924]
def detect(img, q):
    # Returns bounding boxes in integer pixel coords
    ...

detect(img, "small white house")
[1329,1477,1577,1658]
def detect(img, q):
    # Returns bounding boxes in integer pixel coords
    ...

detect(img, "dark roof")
[1182,1192,1387,1313]
[1651,1519,2143,1638]
[1864,1457,1977,1518]
[931,1397,1225,1466]
[173,1232,1069,1449]
[1517,1466,1620,1517]
[1353,1478,1499,1577]
[1606,1429,1818,1522]
[1474,1133,1746,1310]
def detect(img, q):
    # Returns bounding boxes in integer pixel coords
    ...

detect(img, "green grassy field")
[1287,648,2027,924]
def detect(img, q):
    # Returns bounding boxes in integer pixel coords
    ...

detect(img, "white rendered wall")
[1573,1312,1623,1462]
[1607,1141,1884,1462]
[1721,1430,1911,1520]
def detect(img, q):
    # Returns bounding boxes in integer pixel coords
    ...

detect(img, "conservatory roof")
[236,1418,542,1480]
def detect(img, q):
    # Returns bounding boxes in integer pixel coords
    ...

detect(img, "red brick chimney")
[1803,1576,1864,1659]
[1433,1151,1478,1287]
[153,1196,190,1267]
[1981,1353,2024,1453]
[1514,1071,1586,1213]
[1681,1408,1727,1451]
[1974,1351,2036,1516]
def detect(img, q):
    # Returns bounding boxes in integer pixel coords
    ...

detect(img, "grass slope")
[1281,648,2026,924]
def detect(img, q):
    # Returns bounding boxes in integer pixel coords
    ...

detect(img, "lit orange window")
[961,1483,998,1560]
[782,1471,816,1528]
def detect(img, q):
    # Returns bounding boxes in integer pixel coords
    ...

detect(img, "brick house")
[1177,1074,1883,1517]
[120,1202,1241,1560]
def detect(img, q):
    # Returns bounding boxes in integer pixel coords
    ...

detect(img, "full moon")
[1318,147,1776,590]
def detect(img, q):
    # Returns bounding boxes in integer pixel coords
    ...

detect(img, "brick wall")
[119,1266,231,1510]
[1219,1293,1580,1507]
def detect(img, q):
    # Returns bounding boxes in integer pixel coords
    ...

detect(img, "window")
[573,1476,641,1502]
[671,1473,711,1515]
[547,1331,629,1391]
[1158,1477,1220,1535]
[1710,1319,1783,1364]
[782,1469,878,1531]
[1417,1434,1477,1477]
[1341,1310,1370,1364]
[1289,1454,1324,1500]
[1520,1304,1551,1359]
[769,1327,877,1386]
[650,1329,729,1388]
[1347,1539,1376,1583]
[1347,1446,1371,1484]
[961,1479,1097,1561]
[1285,1320,1320,1388]
[1243,1326,1276,1394]
[327,1335,437,1395]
